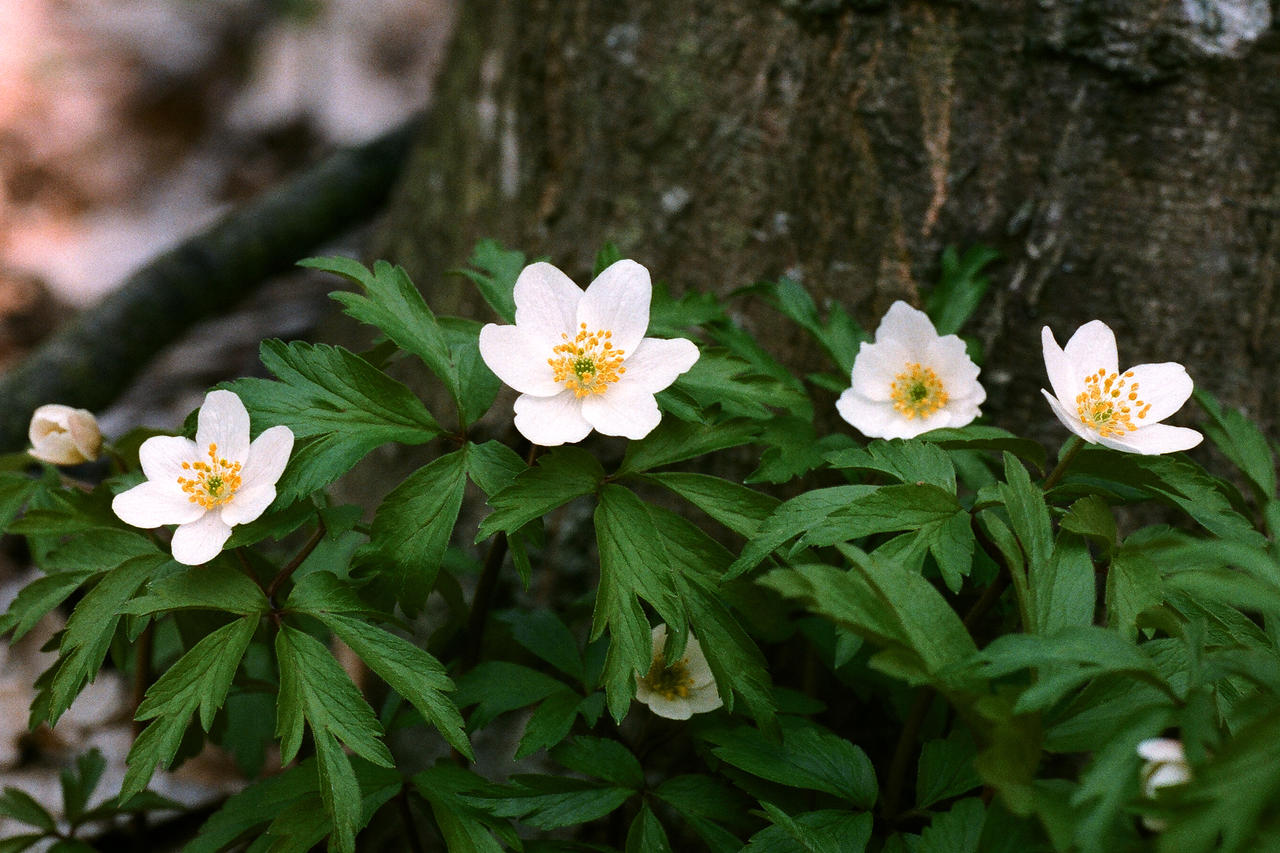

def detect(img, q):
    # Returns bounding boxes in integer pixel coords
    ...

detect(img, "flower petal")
[1041,326,1080,406]
[577,260,651,356]
[113,481,206,528]
[170,511,234,566]
[512,392,593,446]
[1041,388,1093,443]
[1137,738,1186,763]
[512,262,582,348]
[138,435,199,484]
[1062,320,1119,375]
[478,323,563,396]
[195,390,251,463]
[637,690,697,720]
[926,334,982,394]
[221,483,277,527]
[1097,423,1203,455]
[836,390,898,438]
[580,382,661,440]
[1124,362,1194,424]
[240,425,294,491]
[874,301,939,356]
[618,336,699,393]
[848,339,912,402]
[685,684,725,714]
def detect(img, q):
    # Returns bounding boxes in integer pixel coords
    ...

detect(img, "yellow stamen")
[176,442,243,509]
[1075,369,1148,438]
[890,363,949,419]
[548,323,626,397]
[643,652,695,701]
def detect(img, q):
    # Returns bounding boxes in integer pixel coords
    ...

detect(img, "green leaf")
[364,448,468,614]
[515,689,583,759]
[763,276,867,375]
[646,472,780,538]
[223,340,442,500]
[916,730,982,809]
[60,748,106,824]
[314,611,471,758]
[0,472,41,532]
[413,765,514,853]
[826,439,957,490]
[626,803,674,853]
[917,425,1047,471]
[997,452,1053,572]
[121,616,257,799]
[1036,534,1096,636]
[616,418,760,475]
[1106,544,1162,641]
[725,485,878,579]
[0,569,93,641]
[706,718,877,808]
[123,564,269,617]
[0,788,56,832]
[500,609,584,683]
[477,446,604,540]
[671,348,809,421]
[918,798,986,853]
[452,238,524,323]
[0,835,46,853]
[552,736,644,790]
[38,528,163,571]
[453,661,569,730]
[654,775,753,852]
[476,776,632,829]
[745,806,872,853]
[925,244,999,336]
[1060,495,1117,556]
[185,761,319,853]
[1195,389,1276,501]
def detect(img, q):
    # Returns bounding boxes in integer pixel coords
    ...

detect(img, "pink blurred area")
[0,0,456,308]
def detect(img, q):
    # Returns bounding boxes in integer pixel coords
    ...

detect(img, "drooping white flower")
[1137,737,1191,831]
[112,390,293,566]
[836,301,985,439]
[1041,320,1202,454]
[477,260,699,446]
[634,624,723,720]
[28,404,101,465]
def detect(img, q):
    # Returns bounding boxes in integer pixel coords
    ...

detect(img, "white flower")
[635,624,723,720]
[836,301,985,439]
[28,404,101,465]
[1137,737,1191,831]
[112,390,293,566]
[477,260,699,446]
[1041,320,1202,454]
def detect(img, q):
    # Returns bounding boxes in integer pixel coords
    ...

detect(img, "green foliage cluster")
[1,241,1278,852]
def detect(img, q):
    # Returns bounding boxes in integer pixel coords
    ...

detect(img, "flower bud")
[28,404,101,465]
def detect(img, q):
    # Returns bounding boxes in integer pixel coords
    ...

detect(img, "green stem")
[266,521,328,603]
[1041,435,1085,492]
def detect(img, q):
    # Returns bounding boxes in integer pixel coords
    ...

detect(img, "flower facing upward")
[477,260,699,446]
[836,301,985,439]
[1041,320,1202,454]
[635,624,723,720]
[112,390,293,566]
[28,404,101,465]
[1137,738,1191,831]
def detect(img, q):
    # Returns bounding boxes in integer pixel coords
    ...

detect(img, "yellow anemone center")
[549,323,626,397]
[1075,368,1151,438]
[644,653,694,701]
[177,443,243,510]
[891,363,949,419]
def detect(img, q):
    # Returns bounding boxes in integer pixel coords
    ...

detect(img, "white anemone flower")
[477,260,699,446]
[635,624,723,720]
[1137,737,1191,831]
[836,301,985,439]
[1041,320,1202,454]
[112,390,294,566]
[28,404,101,465]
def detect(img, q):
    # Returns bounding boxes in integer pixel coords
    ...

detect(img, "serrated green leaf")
[515,689,583,759]
[477,446,604,540]
[452,238,524,323]
[500,609,584,682]
[1060,495,1117,555]
[413,764,516,853]
[314,611,471,758]
[223,340,441,500]
[1196,389,1276,501]
[745,806,872,853]
[39,528,163,571]
[925,244,998,336]
[185,760,319,853]
[0,788,56,832]
[645,472,780,538]
[552,736,643,789]
[453,661,569,730]
[476,776,632,829]
[653,774,753,851]
[313,730,361,853]
[1106,545,1162,641]
[917,425,1047,471]
[123,563,268,617]
[725,485,878,579]
[616,417,760,475]
[671,348,809,421]
[365,448,468,615]
[60,748,106,824]
[121,615,257,800]
[763,277,867,376]
[826,440,957,490]
[0,569,93,641]
[918,798,986,853]
[626,803,674,853]
[916,730,983,810]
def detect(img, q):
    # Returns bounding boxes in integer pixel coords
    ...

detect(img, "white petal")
[577,260,651,356]
[848,339,912,402]
[638,691,696,720]
[1062,320,1118,376]
[478,323,563,396]
[1097,423,1203,455]
[512,392,593,446]
[29,433,80,466]
[138,435,200,484]
[874,301,940,356]
[1041,388,1094,443]
[1137,738,1186,763]
[113,481,205,528]
[836,390,903,439]
[221,483,277,527]
[925,335,981,392]
[170,511,234,565]
[580,382,661,440]
[680,634,714,687]
[195,390,251,463]
[1146,763,1191,792]
[1124,362,1194,424]
[1041,326,1081,406]
[618,337,699,393]
[240,425,294,491]
[512,262,582,348]
[936,397,983,430]
[684,683,725,714]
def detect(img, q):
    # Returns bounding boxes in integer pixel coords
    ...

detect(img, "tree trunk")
[379,0,1280,440]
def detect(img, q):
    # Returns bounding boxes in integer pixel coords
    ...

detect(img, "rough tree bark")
[379,0,1280,442]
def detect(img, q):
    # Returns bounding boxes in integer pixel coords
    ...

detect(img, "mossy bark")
[380,0,1280,439]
